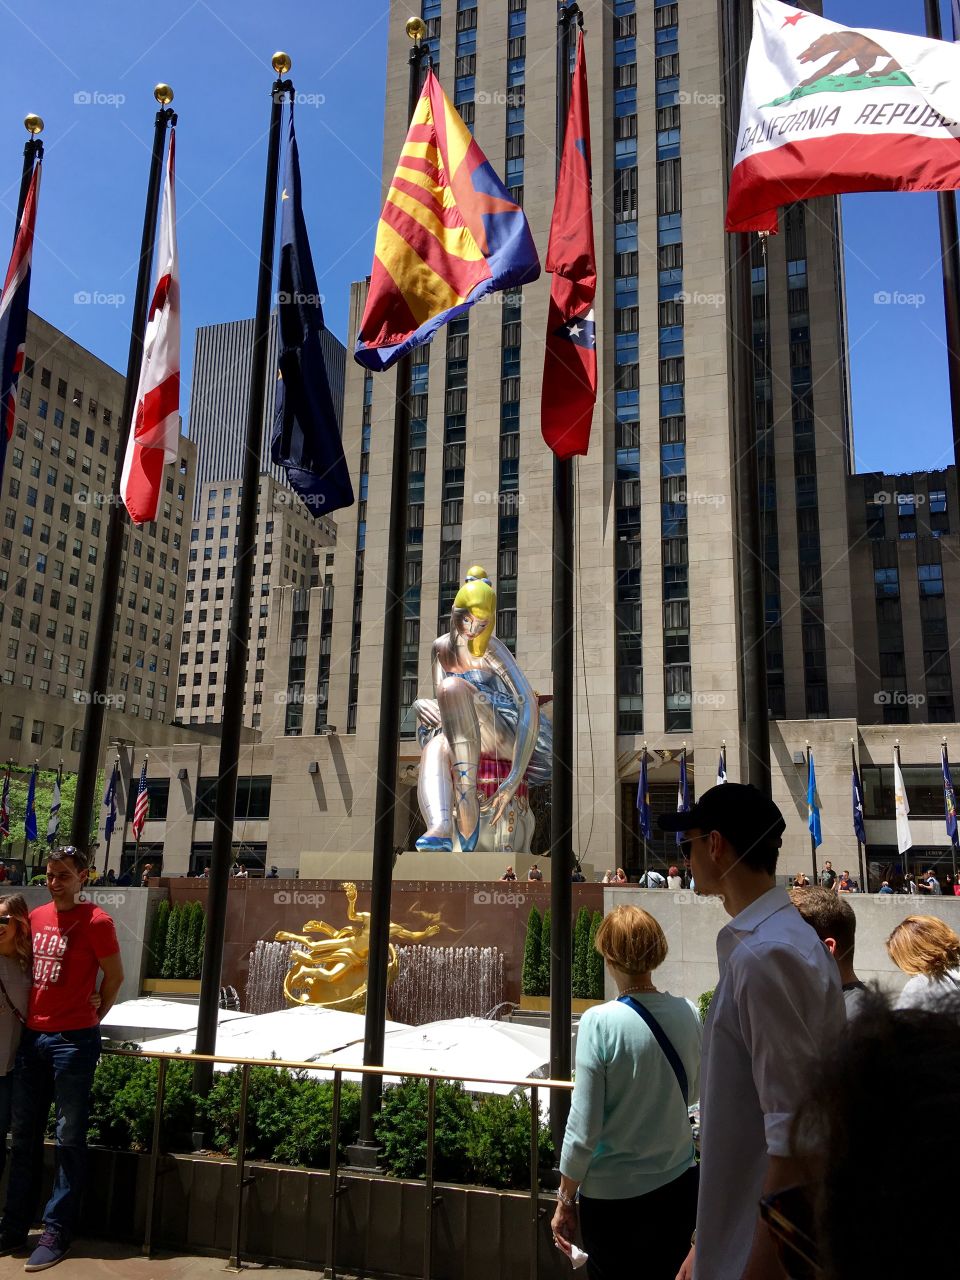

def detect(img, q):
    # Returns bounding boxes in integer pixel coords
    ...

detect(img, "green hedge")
[521,906,605,1000]
[86,1053,552,1190]
[149,900,205,980]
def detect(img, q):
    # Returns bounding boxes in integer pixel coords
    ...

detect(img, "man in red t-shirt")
[0,846,123,1271]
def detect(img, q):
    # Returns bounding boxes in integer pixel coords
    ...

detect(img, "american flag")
[0,764,10,840]
[132,758,150,842]
[120,129,180,525]
[0,163,40,486]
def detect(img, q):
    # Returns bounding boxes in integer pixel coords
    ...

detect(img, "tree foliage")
[521,905,542,996]
[587,910,604,1001]
[537,908,552,997]
[572,906,592,999]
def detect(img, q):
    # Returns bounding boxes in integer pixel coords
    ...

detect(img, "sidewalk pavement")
[0,1241,326,1280]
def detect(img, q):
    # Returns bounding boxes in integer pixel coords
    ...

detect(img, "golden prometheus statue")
[275,881,442,1012]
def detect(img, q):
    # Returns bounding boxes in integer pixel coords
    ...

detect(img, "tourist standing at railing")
[0,896,31,1189]
[552,904,702,1279]
[0,846,123,1272]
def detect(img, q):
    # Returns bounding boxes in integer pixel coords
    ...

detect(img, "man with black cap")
[661,783,844,1280]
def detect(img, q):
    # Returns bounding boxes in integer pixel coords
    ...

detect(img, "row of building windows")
[6,715,83,751]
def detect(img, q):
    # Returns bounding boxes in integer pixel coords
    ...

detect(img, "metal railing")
[104,1045,574,1280]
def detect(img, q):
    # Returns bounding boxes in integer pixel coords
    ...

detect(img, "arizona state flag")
[542,31,596,459]
[728,0,960,233]
[355,69,540,370]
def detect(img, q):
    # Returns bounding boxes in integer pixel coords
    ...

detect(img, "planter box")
[519,995,603,1013]
[141,978,202,995]
[77,1145,568,1280]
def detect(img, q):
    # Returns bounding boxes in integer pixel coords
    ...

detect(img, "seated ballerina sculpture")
[413,566,552,853]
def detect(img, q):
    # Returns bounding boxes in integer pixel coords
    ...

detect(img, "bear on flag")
[727,0,960,233]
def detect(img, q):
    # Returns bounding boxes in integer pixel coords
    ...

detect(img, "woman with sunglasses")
[0,895,31,1186]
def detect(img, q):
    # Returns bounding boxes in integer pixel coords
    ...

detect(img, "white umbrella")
[101,997,250,1043]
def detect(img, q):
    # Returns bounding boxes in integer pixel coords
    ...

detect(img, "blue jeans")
[0,1028,101,1242]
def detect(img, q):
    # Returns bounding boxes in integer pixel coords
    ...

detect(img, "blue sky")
[0,0,953,476]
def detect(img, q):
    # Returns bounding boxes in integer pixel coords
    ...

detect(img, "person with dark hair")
[0,895,31,1188]
[659,784,844,1280]
[789,887,867,1019]
[787,995,960,1278]
[0,847,123,1270]
[887,915,960,1011]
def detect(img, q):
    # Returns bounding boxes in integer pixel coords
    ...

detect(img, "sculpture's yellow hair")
[453,566,497,656]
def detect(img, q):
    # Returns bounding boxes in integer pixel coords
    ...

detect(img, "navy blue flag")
[637,753,653,842]
[942,746,958,849]
[0,164,40,487]
[24,763,38,844]
[852,760,866,845]
[272,106,354,516]
[104,760,119,843]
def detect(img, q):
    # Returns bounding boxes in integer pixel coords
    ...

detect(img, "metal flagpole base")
[343,1141,383,1172]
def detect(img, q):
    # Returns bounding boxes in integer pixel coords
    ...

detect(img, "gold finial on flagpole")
[24,114,43,135]
[271,52,292,76]
[406,16,427,42]
[154,84,174,106]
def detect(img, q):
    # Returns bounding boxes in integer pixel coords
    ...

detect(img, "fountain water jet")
[389,945,504,1025]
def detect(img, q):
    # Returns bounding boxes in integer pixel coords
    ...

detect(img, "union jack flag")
[0,763,10,840]
[0,163,40,487]
[132,758,150,841]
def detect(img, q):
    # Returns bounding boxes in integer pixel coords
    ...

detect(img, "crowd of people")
[550,782,959,1280]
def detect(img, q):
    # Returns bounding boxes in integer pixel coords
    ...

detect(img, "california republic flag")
[121,129,180,524]
[727,0,960,232]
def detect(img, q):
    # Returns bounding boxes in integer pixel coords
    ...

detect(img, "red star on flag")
[782,12,807,25]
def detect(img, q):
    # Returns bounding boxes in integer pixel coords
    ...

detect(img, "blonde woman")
[0,895,31,1186]
[887,915,960,1011]
[552,904,701,1279]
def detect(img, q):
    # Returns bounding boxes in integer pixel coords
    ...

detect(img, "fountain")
[389,945,504,1025]
[245,939,293,1014]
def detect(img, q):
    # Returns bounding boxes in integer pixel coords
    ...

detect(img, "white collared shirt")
[694,887,844,1280]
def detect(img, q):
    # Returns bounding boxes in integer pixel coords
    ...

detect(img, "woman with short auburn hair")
[551,904,701,1279]
[887,915,960,1011]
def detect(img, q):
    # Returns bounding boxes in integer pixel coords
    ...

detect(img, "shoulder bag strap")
[618,994,688,1106]
[0,969,27,1026]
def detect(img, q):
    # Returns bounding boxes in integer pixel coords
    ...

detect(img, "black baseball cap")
[658,783,786,857]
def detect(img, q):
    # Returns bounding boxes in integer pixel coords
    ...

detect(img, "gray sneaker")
[23,1230,70,1272]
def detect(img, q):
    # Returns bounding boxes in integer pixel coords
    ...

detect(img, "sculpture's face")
[458,609,490,640]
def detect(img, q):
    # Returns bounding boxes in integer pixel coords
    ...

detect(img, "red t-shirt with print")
[29,901,120,1031]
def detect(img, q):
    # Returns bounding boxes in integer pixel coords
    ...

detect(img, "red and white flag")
[541,30,597,459]
[727,0,960,233]
[121,130,180,524]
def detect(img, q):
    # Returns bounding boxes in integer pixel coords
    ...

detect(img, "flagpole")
[641,742,649,879]
[548,0,582,1157]
[15,115,43,241]
[923,0,960,474]
[723,0,770,794]
[354,17,431,1159]
[852,739,866,893]
[807,742,817,882]
[192,54,291,1099]
[70,86,176,856]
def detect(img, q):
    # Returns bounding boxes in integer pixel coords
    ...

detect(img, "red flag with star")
[542,30,596,459]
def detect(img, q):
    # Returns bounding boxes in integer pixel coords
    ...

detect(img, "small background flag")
[0,163,40,487]
[727,0,960,233]
[852,759,866,845]
[637,753,653,842]
[104,761,119,843]
[24,763,38,844]
[717,748,728,786]
[942,745,958,849]
[541,29,597,460]
[272,106,353,516]
[807,751,822,848]
[121,130,180,525]
[893,751,913,854]
[47,764,62,845]
[132,758,150,842]
[676,751,690,847]
[953,0,960,43]
[355,68,540,370]
[0,765,10,839]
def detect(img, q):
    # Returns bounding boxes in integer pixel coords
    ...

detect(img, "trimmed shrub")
[537,909,552,996]
[160,904,182,979]
[147,901,169,979]
[186,901,205,978]
[375,1078,474,1183]
[587,910,604,1000]
[698,988,715,1024]
[572,906,592,999]
[521,906,542,996]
